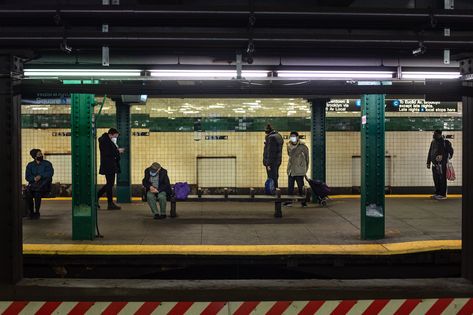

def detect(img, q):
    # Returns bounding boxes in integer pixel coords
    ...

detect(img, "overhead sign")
[388,99,458,113]
[326,99,457,113]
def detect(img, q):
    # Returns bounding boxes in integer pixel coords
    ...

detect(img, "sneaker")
[283,202,292,207]
[301,202,308,207]
[159,214,167,219]
[107,203,121,210]
[33,212,40,219]
[435,195,447,200]
[154,214,166,220]
[153,214,160,220]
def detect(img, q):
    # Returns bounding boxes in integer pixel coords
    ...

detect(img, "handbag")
[446,161,456,181]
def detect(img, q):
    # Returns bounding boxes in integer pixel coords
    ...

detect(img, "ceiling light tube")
[401,72,460,79]
[277,70,394,79]
[24,69,142,77]
[149,70,268,79]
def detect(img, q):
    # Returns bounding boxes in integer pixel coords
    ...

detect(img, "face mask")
[290,136,297,143]
[36,156,43,162]
[111,137,118,144]
[150,170,158,176]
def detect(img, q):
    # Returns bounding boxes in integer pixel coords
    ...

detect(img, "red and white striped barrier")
[0,299,472,315]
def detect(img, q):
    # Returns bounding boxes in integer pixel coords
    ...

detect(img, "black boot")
[107,203,121,210]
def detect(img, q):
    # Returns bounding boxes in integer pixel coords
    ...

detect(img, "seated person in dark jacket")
[25,149,54,219]
[142,162,172,219]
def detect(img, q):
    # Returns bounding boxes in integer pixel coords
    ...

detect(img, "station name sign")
[22,93,71,105]
[326,99,458,113]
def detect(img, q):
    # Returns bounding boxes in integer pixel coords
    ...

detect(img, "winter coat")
[427,137,454,166]
[263,131,284,166]
[287,140,309,176]
[25,160,54,193]
[142,167,173,196]
[98,133,121,175]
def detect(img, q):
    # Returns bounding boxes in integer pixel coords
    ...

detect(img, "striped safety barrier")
[0,299,472,315]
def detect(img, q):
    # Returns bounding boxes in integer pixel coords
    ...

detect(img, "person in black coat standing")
[263,124,284,188]
[97,128,124,210]
[427,129,454,200]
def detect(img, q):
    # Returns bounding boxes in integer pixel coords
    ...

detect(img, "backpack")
[174,182,191,200]
[265,178,275,195]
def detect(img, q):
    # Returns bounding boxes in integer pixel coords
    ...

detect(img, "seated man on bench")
[142,162,172,220]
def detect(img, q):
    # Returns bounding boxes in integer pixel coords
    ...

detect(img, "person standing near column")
[284,131,309,207]
[263,124,284,189]
[427,129,454,200]
[97,128,124,210]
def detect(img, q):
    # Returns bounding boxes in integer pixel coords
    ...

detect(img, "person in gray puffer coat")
[285,131,309,207]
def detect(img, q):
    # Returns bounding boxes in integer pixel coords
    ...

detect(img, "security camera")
[412,43,426,56]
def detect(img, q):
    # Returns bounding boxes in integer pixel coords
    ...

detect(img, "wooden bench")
[170,188,309,218]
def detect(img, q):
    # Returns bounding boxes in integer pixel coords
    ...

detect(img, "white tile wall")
[21,129,462,189]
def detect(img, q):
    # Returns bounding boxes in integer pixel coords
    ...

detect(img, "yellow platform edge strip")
[46,194,462,201]
[23,240,461,256]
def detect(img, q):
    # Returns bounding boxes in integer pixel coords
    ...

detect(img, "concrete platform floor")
[22,197,461,246]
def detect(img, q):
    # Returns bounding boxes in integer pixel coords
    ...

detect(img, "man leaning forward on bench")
[142,162,172,220]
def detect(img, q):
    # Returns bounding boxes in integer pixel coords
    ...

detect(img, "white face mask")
[150,170,158,176]
[290,136,298,143]
[111,137,118,144]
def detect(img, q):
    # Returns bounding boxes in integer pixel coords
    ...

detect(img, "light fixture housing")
[24,69,142,78]
[401,72,460,80]
[149,70,269,79]
[277,70,394,80]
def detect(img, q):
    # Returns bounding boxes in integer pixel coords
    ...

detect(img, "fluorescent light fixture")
[277,70,394,80]
[209,105,225,109]
[401,72,460,80]
[149,70,268,79]
[24,69,141,77]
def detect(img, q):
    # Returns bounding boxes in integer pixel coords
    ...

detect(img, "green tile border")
[20,115,462,132]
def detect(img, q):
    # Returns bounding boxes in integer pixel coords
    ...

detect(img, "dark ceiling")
[2,0,472,98]
[1,0,472,66]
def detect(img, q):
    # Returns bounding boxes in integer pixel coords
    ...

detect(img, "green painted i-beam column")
[361,94,385,240]
[310,99,328,202]
[116,100,131,203]
[71,94,97,240]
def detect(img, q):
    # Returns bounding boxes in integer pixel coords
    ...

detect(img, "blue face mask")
[150,170,158,176]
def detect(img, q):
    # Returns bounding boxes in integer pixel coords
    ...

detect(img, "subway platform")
[23,195,462,279]
[21,196,463,280]
[23,196,461,247]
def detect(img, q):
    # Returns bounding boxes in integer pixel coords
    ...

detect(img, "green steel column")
[116,100,131,203]
[71,94,97,240]
[310,99,327,202]
[360,94,385,240]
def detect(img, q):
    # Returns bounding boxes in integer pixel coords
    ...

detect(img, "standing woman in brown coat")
[285,131,309,207]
